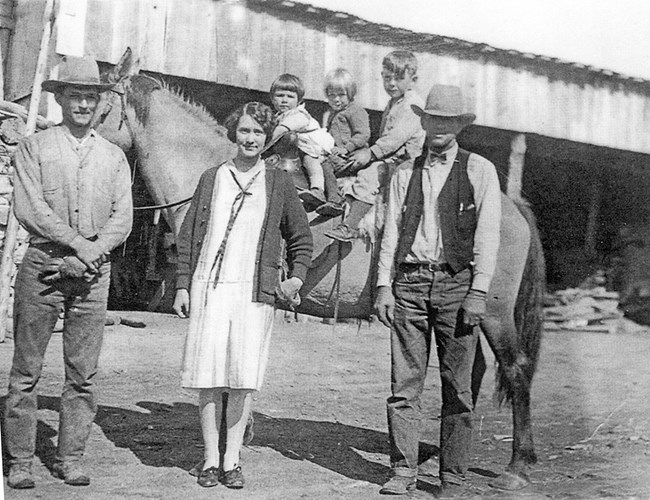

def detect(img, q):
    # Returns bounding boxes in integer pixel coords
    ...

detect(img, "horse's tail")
[497,199,545,404]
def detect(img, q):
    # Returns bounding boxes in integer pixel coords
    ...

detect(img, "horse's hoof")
[488,471,529,490]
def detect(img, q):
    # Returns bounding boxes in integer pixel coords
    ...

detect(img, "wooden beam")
[507,133,526,200]
[584,176,603,259]
[0,0,54,342]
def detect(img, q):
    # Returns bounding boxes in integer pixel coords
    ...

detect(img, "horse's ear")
[107,47,140,83]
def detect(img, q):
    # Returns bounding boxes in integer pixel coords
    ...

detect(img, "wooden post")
[584,176,603,259]
[507,133,526,200]
[0,0,55,342]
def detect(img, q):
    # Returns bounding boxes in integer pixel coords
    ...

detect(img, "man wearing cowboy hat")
[374,84,501,496]
[4,55,132,489]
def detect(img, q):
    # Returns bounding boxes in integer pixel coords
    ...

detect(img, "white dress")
[181,159,275,390]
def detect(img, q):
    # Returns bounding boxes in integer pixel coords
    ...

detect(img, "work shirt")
[13,125,133,254]
[369,89,426,162]
[377,142,501,292]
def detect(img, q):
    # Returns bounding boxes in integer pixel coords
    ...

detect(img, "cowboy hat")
[411,84,476,124]
[42,55,114,93]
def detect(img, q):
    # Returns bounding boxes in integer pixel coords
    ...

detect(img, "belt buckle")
[426,262,440,272]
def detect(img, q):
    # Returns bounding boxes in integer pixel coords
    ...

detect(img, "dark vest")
[394,147,476,272]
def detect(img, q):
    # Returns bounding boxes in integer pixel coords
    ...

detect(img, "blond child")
[324,51,425,242]
[270,74,334,211]
[317,68,371,218]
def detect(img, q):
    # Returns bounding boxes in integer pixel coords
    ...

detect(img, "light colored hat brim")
[411,104,476,124]
[42,80,114,93]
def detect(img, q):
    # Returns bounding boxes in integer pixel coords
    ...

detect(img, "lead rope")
[332,241,342,332]
[208,168,261,291]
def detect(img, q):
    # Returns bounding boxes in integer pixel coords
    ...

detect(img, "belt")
[398,262,455,274]
[30,241,74,257]
[30,235,98,257]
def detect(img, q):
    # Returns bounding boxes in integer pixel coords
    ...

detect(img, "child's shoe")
[324,223,360,242]
[316,200,345,218]
[298,187,326,212]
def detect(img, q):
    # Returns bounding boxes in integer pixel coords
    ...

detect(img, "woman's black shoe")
[197,466,220,487]
[220,466,245,489]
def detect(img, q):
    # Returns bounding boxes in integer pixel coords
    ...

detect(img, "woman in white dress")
[173,102,313,489]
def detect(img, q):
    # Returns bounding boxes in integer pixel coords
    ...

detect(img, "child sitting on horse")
[269,73,335,212]
[324,51,426,242]
[317,68,371,218]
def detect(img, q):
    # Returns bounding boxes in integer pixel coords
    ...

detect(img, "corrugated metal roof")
[248,0,650,93]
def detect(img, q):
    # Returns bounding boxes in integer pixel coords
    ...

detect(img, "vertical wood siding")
[7,0,650,153]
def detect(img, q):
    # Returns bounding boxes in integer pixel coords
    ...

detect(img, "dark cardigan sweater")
[175,164,313,305]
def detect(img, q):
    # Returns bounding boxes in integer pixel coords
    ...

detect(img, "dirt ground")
[1,311,650,500]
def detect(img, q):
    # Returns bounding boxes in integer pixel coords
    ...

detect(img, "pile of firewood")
[0,102,52,254]
[544,285,622,334]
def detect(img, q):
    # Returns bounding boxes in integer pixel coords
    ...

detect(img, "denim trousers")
[387,266,477,484]
[4,245,110,465]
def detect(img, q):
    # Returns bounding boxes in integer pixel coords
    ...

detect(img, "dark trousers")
[4,245,110,465]
[387,266,477,484]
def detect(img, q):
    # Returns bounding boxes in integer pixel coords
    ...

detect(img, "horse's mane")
[125,74,228,137]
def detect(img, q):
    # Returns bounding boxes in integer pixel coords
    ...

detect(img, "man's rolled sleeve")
[376,167,409,287]
[469,155,501,293]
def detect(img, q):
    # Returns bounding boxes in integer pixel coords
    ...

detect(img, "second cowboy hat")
[411,84,476,124]
[42,55,114,94]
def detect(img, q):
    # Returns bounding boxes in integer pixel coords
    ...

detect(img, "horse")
[96,49,545,489]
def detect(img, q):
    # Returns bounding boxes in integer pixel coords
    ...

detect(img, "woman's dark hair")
[223,102,275,142]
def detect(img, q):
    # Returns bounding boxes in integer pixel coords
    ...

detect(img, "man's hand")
[40,256,97,284]
[462,289,487,326]
[374,285,394,328]
[173,289,190,318]
[277,276,303,308]
[40,257,65,284]
[70,237,107,272]
[60,256,96,282]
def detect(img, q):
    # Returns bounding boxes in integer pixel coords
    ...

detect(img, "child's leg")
[199,388,224,470]
[223,389,253,471]
[322,159,342,203]
[298,155,326,211]
[302,155,325,191]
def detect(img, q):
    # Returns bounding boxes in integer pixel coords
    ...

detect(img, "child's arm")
[369,98,422,161]
[271,123,290,141]
[273,108,311,141]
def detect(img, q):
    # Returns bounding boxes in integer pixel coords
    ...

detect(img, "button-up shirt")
[13,125,133,254]
[377,142,501,292]
[369,89,426,162]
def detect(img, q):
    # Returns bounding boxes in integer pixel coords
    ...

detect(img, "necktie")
[209,168,260,289]
[428,151,447,163]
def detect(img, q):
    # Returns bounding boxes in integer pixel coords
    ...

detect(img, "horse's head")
[94,48,139,151]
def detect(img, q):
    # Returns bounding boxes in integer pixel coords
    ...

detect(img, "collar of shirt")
[425,142,458,168]
[387,92,406,111]
[60,125,96,149]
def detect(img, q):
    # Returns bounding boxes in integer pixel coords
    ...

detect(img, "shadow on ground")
[2,396,442,487]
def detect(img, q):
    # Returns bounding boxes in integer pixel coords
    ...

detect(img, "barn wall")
[6,0,650,154]
[0,0,14,97]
